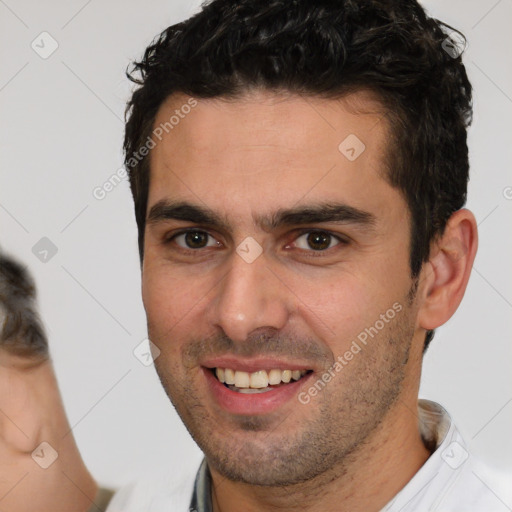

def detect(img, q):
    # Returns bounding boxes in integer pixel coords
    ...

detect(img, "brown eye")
[184,231,208,248]
[294,231,339,251]
[307,232,331,250]
[172,230,219,250]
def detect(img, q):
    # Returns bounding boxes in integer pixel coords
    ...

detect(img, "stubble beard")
[152,301,416,487]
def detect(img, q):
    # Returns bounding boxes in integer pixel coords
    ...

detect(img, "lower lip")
[203,368,313,416]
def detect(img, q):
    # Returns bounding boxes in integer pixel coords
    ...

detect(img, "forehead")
[147,90,402,227]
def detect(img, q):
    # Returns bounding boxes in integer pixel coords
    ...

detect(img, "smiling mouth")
[212,367,313,394]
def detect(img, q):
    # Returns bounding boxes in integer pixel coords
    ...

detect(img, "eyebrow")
[146,200,376,232]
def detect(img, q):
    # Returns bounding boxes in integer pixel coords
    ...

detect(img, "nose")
[208,249,290,344]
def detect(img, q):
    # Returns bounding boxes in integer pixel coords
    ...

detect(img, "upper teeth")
[215,368,307,388]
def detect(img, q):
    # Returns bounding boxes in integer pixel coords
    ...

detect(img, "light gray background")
[0,0,511,490]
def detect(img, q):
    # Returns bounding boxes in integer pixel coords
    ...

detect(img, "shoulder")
[105,466,197,512]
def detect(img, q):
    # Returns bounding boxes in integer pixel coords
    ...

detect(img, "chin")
[199,423,343,487]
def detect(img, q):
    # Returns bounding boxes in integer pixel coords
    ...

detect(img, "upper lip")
[201,356,315,373]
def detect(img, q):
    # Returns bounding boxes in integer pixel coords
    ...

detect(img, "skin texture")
[0,349,97,512]
[142,90,478,512]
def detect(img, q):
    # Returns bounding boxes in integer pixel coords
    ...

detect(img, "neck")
[210,396,431,512]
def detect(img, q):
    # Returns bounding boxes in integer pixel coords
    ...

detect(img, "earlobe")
[417,209,478,330]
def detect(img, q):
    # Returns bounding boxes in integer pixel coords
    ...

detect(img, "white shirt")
[106,400,512,511]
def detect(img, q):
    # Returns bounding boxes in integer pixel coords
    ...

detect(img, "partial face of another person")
[141,91,426,486]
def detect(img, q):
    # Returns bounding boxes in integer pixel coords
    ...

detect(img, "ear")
[417,208,478,330]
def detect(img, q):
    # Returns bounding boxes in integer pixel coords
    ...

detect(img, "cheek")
[0,374,41,452]
[141,264,211,340]
[291,271,403,348]
[142,274,188,376]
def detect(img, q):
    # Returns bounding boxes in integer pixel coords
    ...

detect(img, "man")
[108,0,511,510]
[0,251,114,511]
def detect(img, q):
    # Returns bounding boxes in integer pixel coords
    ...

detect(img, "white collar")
[381,399,469,511]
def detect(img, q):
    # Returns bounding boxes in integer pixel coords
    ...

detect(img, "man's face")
[142,91,424,485]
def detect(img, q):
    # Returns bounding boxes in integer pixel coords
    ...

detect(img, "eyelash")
[165,228,349,258]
